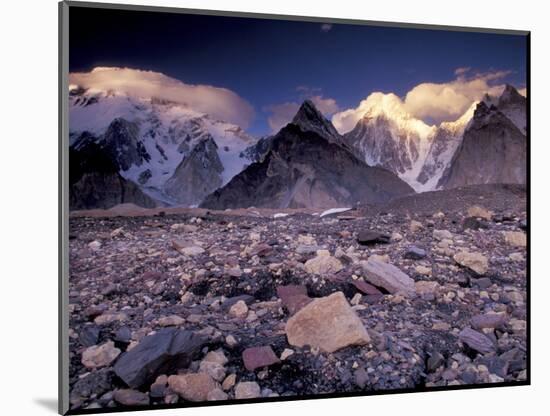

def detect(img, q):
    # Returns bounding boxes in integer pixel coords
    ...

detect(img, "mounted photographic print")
[58,1,530,414]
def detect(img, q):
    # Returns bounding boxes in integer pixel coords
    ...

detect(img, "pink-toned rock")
[242,346,280,371]
[285,291,370,353]
[352,279,383,295]
[81,341,121,369]
[168,373,218,402]
[277,285,312,314]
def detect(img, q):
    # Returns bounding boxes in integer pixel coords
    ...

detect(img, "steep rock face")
[494,84,527,134]
[201,102,414,210]
[163,136,224,206]
[69,141,156,210]
[101,118,150,171]
[292,99,342,143]
[437,101,527,189]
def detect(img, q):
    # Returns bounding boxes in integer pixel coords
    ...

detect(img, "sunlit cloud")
[332,68,519,133]
[69,67,255,128]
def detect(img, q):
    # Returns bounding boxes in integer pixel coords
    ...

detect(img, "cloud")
[518,87,527,97]
[265,91,340,133]
[310,95,339,115]
[265,102,300,133]
[332,69,519,133]
[320,23,333,32]
[454,67,471,77]
[69,67,255,128]
[403,70,510,122]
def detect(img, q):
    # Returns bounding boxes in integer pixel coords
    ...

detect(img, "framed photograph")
[59,1,529,414]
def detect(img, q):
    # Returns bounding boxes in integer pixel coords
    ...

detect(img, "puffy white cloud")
[403,70,509,122]
[332,69,520,133]
[265,92,340,133]
[69,67,255,128]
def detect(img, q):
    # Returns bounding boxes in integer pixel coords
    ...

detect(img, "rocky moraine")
[68,184,528,411]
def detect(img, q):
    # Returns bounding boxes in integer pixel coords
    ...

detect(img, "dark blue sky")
[69,6,527,135]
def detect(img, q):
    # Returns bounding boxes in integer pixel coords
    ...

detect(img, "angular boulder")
[459,327,496,355]
[356,231,391,245]
[113,328,207,388]
[304,250,343,275]
[453,251,489,275]
[360,258,415,296]
[242,346,280,371]
[168,372,218,402]
[81,341,121,369]
[285,291,370,353]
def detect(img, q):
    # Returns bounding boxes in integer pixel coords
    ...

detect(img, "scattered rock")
[207,388,228,401]
[415,280,440,295]
[352,279,383,295]
[113,328,207,388]
[409,220,423,233]
[357,231,391,245]
[228,300,248,318]
[467,205,492,220]
[234,381,261,399]
[503,231,527,247]
[172,240,205,256]
[88,240,102,251]
[304,250,343,275]
[361,258,415,296]
[81,341,121,369]
[470,313,508,330]
[221,374,236,391]
[285,292,370,353]
[158,315,185,327]
[433,229,453,241]
[79,325,100,347]
[459,328,496,354]
[113,389,150,406]
[277,285,312,314]
[414,265,432,276]
[453,251,489,275]
[280,348,294,360]
[168,373,218,402]
[403,246,427,260]
[242,346,280,371]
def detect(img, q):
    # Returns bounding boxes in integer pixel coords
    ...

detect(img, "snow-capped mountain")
[343,93,436,190]
[343,85,526,192]
[201,101,414,210]
[69,82,256,206]
[416,102,477,191]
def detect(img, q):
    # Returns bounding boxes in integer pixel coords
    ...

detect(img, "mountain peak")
[499,84,524,105]
[291,100,340,141]
[292,99,326,124]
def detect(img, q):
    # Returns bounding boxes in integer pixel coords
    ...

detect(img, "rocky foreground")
[68,184,528,411]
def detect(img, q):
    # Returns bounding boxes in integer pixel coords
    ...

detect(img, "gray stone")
[113,328,207,388]
[403,246,427,260]
[357,231,391,245]
[459,328,496,354]
[361,258,415,296]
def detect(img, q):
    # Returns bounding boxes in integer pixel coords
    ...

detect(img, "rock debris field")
[68,184,528,411]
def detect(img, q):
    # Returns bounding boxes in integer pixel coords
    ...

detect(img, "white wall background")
[0,0,546,414]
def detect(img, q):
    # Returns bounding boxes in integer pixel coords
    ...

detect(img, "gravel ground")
[67,184,528,411]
